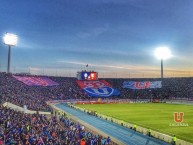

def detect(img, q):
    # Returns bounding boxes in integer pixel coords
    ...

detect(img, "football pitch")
[76,103,193,143]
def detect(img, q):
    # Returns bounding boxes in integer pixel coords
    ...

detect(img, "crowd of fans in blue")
[1,72,192,111]
[0,106,111,145]
[0,72,113,145]
[0,72,192,144]
[107,77,193,99]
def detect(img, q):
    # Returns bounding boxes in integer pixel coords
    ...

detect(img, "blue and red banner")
[122,81,162,89]
[13,75,59,86]
[77,80,120,97]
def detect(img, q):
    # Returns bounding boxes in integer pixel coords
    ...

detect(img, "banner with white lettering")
[122,81,162,89]
[77,80,120,97]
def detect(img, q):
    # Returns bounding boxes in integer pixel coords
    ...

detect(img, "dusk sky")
[1,0,193,78]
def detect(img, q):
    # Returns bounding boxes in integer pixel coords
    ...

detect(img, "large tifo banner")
[122,81,162,89]
[77,80,120,97]
[13,75,59,86]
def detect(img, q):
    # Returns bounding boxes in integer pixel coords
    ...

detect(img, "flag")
[76,80,120,97]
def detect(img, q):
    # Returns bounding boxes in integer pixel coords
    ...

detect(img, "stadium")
[1,1,193,145]
[0,71,193,144]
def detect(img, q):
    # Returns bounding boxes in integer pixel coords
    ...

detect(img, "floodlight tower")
[3,33,18,73]
[154,47,171,79]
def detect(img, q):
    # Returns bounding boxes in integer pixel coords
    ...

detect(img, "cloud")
[77,25,109,38]
[56,59,193,74]
[29,67,40,71]
[57,60,86,66]
[28,67,41,74]
[57,60,159,71]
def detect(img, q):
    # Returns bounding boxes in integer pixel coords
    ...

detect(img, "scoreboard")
[82,72,97,80]
[77,71,98,81]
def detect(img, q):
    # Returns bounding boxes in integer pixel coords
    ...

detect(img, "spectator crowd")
[1,72,193,111]
[0,105,110,145]
[106,77,193,100]
[0,72,90,111]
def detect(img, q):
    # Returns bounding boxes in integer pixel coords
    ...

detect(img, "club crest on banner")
[77,80,120,97]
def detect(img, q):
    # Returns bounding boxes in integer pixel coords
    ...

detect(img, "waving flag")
[13,75,59,86]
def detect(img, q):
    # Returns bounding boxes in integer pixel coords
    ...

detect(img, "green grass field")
[76,103,193,143]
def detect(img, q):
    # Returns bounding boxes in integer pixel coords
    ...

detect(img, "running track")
[55,103,170,145]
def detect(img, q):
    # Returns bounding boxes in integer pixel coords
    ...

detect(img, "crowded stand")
[0,106,110,145]
[0,72,90,111]
[106,77,193,100]
[1,72,193,112]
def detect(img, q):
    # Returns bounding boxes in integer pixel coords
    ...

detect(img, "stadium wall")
[3,102,51,115]
[166,99,193,105]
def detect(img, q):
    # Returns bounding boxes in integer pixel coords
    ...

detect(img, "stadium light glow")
[154,47,171,79]
[154,47,171,60]
[3,33,18,46]
[3,33,18,73]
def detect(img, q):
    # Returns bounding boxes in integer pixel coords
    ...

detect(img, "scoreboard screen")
[81,72,98,80]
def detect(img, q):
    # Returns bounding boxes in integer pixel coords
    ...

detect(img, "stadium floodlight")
[3,33,18,73]
[154,47,171,79]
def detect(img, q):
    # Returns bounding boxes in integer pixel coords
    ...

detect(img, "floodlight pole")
[161,58,163,79]
[7,45,11,73]
[3,33,17,73]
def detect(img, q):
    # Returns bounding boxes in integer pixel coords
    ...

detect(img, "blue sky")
[0,0,193,77]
